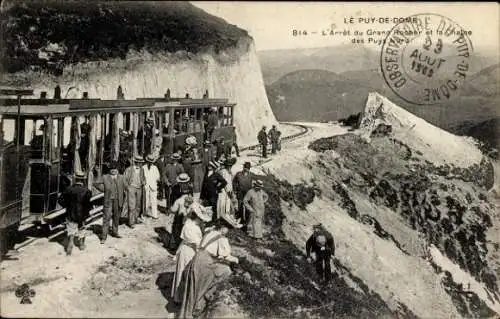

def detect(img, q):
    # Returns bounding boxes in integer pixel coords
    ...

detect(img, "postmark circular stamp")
[380,13,473,105]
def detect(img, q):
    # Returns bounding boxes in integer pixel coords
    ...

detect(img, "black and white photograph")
[0,1,499,318]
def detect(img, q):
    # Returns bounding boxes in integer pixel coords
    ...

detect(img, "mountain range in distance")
[259,44,499,148]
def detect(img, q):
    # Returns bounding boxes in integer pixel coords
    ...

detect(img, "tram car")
[0,88,236,255]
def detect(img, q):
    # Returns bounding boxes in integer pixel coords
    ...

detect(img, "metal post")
[16,95,21,204]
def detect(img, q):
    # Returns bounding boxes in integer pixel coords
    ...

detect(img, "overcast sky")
[192,2,499,53]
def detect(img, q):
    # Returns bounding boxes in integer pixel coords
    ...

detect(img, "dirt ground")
[0,123,306,318]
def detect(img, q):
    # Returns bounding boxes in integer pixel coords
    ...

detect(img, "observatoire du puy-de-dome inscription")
[291,15,473,47]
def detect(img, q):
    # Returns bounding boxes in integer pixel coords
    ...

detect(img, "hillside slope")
[219,114,499,318]
[266,69,376,122]
[0,0,277,146]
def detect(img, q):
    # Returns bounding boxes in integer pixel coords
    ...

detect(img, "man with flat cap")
[306,223,335,284]
[124,155,146,228]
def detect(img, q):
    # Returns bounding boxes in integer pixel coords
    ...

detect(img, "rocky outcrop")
[309,130,499,317]
[358,92,484,168]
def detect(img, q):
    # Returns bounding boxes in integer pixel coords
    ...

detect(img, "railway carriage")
[0,88,236,255]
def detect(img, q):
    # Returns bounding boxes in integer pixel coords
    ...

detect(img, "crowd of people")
[58,122,336,316]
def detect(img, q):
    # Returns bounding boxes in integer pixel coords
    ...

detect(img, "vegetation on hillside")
[308,133,499,317]
[0,0,249,75]
[204,172,405,318]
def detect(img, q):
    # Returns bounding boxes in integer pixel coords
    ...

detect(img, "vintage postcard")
[0,1,498,318]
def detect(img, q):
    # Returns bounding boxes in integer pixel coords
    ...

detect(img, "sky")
[192,2,499,53]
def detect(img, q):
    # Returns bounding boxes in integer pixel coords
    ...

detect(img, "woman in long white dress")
[217,158,239,223]
[171,202,211,303]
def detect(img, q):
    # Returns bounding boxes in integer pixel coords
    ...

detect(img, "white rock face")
[359,92,484,168]
[22,39,277,147]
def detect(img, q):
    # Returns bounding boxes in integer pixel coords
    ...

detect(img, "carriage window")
[63,117,72,147]
[23,119,34,146]
[52,119,59,149]
[2,119,15,144]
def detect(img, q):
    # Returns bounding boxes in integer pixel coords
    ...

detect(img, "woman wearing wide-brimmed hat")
[171,202,211,304]
[217,157,239,223]
[243,179,268,240]
[170,173,194,207]
[169,194,195,251]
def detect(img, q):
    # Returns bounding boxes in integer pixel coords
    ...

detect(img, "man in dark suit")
[257,126,268,158]
[200,160,227,222]
[95,162,126,243]
[61,172,92,256]
[306,223,335,284]
[233,162,254,226]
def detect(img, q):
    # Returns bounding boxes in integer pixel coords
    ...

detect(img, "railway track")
[8,122,312,254]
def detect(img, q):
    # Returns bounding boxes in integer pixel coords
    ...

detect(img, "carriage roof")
[0,97,235,117]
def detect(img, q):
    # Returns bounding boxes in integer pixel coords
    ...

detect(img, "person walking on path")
[243,180,268,240]
[143,154,160,219]
[163,153,185,209]
[269,125,280,155]
[61,172,92,255]
[306,223,335,284]
[95,162,125,244]
[123,155,146,228]
[232,162,254,227]
[171,203,211,304]
[257,126,268,159]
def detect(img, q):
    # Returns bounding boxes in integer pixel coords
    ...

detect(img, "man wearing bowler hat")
[61,171,92,255]
[124,155,146,228]
[95,161,125,244]
[257,126,268,159]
